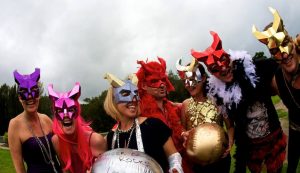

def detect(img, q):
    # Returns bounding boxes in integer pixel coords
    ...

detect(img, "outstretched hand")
[181,130,191,148]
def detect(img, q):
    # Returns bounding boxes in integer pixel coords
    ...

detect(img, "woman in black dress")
[103,73,183,173]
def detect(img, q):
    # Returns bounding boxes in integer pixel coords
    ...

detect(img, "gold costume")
[187,98,221,129]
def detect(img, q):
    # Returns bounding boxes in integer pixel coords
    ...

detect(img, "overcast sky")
[1,0,299,99]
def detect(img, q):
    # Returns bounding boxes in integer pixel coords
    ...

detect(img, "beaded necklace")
[116,120,136,148]
[26,115,58,173]
[112,118,144,152]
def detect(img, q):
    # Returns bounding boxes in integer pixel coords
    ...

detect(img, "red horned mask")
[136,57,174,92]
[191,31,231,74]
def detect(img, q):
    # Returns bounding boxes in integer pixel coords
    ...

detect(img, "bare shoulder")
[138,116,147,124]
[182,99,190,109]
[91,132,105,143]
[51,134,59,144]
[39,113,53,122]
[182,99,190,105]
[51,134,60,153]
[90,132,107,151]
[8,114,23,130]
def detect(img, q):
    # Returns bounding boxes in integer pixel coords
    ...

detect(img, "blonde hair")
[104,87,122,121]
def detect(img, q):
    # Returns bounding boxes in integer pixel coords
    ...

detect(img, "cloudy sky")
[1,0,299,99]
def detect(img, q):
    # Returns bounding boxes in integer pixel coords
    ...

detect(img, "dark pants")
[233,138,248,173]
[287,128,300,173]
[193,154,231,173]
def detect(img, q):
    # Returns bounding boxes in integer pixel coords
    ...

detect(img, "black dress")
[107,117,171,172]
[22,133,61,173]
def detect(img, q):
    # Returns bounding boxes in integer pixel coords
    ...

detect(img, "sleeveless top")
[186,97,222,129]
[275,68,300,131]
[22,133,61,173]
[107,118,171,172]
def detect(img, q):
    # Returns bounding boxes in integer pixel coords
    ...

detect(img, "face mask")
[176,58,203,87]
[14,68,40,101]
[114,80,139,103]
[191,31,231,74]
[252,7,293,60]
[104,73,140,103]
[48,83,81,121]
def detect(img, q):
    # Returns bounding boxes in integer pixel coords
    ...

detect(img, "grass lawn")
[1,146,298,173]
[0,148,15,173]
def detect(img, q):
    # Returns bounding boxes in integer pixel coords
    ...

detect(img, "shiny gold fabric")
[186,123,228,165]
[187,98,221,129]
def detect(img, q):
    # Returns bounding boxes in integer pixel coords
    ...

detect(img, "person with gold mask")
[176,58,234,173]
[253,7,300,173]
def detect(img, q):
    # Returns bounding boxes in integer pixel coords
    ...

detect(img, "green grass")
[272,95,281,105]
[0,148,15,173]
[277,109,288,118]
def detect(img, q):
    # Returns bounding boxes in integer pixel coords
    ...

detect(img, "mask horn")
[30,68,40,82]
[252,7,284,43]
[269,7,283,32]
[68,82,81,100]
[48,84,59,101]
[176,58,197,72]
[210,31,222,50]
[157,57,166,71]
[104,73,125,87]
[128,74,138,85]
[13,70,22,85]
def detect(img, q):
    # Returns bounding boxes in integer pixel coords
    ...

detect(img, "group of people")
[6,7,300,173]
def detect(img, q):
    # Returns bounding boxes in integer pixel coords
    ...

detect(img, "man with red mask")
[253,7,300,173]
[192,31,286,173]
[136,57,192,173]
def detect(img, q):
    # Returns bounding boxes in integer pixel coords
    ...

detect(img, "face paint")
[48,83,81,121]
[13,68,40,101]
[113,80,139,103]
[191,31,231,74]
[252,7,293,60]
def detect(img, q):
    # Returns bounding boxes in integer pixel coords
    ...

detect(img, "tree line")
[0,71,189,135]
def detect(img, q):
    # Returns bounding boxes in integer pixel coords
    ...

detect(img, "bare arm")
[222,115,234,157]
[180,100,189,131]
[90,132,107,157]
[163,137,183,173]
[8,119,26,173]
[163,137,177,157]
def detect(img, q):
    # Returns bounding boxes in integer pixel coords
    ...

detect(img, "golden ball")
[186,123,228,165]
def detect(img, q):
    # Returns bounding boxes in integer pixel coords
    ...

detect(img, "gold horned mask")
[252,7,293,59]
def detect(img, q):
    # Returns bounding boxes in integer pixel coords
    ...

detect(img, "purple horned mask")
[48,82,81,121]
[13,68,40,100]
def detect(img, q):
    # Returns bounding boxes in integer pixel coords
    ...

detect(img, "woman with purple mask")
[8,68,62,173]
[49,82,106,173]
